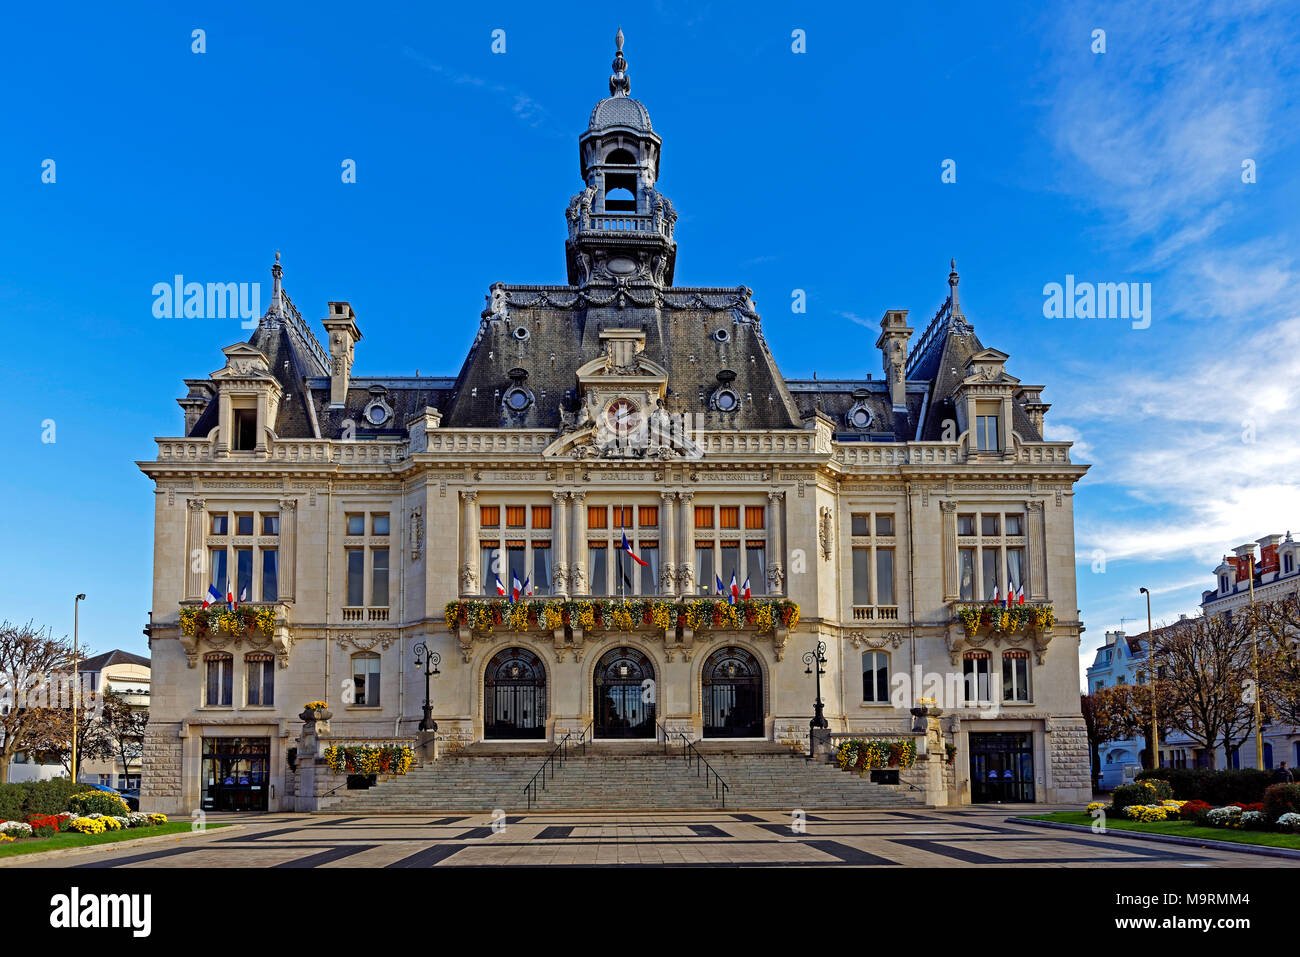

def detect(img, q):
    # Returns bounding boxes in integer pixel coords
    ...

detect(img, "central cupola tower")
[565,29,678,287]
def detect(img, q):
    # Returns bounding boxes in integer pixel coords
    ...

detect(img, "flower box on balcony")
[955,602,1055,637]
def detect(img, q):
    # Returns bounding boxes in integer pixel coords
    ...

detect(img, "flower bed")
[180,604,276,639]
[323,745,415,776]
[834,738,917,774]
[0,809,167,845]
[444,597,799,636]
[1088,790,1300,835]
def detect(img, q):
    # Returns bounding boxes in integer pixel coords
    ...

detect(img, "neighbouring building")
[138,32,1091,815]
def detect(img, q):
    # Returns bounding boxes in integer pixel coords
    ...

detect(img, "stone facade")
[138,32,1091,814]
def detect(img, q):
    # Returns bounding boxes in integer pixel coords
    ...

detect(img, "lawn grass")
[0,821,230,859]
[1021,811,1300,850]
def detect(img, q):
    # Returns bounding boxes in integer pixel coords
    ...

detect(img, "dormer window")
[1285,553,1295,575]
[975,414,1000,451]
[1220,574,1230,592]
[233,406,258,451]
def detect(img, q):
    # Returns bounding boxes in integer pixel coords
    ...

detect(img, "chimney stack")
[875,309,913,410]
[322,302,362,408]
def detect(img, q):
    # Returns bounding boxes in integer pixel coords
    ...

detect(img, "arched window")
[862,651,889,703]
[1264,742,1274,769]
[352,652,381,707]
[702,646,763,738]
[594,647,656,738]
[606,148,636,164]
[204,653,233,707]
[603,172,638,212]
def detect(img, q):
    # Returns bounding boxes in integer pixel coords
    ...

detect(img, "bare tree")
[20,703,113,779]
[0,620,81,784]
[1157,614,1255,770]
[100,690,148,785]
[1252,594,1300,727]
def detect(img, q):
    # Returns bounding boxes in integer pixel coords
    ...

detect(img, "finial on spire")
[609,28,630,97]
[270,250,284,315]
[948,258,961,316]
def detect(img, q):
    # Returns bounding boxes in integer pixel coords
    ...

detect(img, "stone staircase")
[321,740,926,813]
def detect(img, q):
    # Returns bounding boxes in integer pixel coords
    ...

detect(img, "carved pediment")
[211,342,272,380]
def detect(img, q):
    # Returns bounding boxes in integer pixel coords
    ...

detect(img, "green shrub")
[1136,768,1271,805]
[1110,778,1173,813]
[67,790,131,817]
[1263,783,1300,822]
[0,779,95,819]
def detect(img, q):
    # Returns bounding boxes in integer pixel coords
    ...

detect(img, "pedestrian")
[1272,761,1294,783]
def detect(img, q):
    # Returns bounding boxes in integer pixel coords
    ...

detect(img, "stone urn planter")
[300,707,333,722]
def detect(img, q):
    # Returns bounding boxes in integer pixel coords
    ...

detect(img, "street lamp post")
[803,640,828,760]
[72,594,86,784]
[1248,554,1263,768]
[1138,587,1156,770]
[412,642,441,733]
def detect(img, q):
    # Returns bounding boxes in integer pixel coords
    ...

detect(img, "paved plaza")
[7,807,1282,868]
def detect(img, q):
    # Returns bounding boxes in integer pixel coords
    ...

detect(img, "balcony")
[177,600,292,670]
[853,606,899,621]
[342,606,389,623]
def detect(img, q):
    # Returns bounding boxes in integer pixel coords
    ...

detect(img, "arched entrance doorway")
[702,646,764,738]
[593,646,656,739]
[484,647,546,739]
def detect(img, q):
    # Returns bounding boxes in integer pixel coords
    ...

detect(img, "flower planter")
[300,708,333,722]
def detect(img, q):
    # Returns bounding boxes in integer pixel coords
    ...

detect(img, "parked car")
[83,782,140,811]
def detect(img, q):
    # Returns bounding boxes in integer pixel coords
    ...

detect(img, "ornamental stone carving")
[846,630,905,650]
[336,632,396,652]
[460,562,479,595]
[766,562,784,593]
[676,561,695,593]
[660,561,677,593]
[818,506,834,560]
[409,506,424,560]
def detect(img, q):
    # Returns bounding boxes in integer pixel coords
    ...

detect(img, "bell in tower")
[565,29,678,287]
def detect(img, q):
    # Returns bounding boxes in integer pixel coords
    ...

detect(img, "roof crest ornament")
[609,28,630,97]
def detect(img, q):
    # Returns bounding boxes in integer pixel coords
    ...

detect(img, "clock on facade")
[604,398,640,433]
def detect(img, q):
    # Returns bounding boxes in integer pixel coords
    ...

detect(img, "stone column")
[571,490,588,595]
[1026,500,1047,600]
[278,499,298,602]
[185,499,206,601]
[553,491,569,598]
[940,500,958,601]
[255,392,269,453]
[660,491,677,596]
[460,490,479,595]
[678,491,695,595]
[767,490,785,594]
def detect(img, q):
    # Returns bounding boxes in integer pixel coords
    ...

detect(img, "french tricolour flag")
[621,532,648,567]
[495,575,507,597]
[511,574,523,602]
[715,574,725,596]
[204,584,222,609]
[522,576,532,598]
[1017,584,1025,605]
[991,585,1000,605]
[742,576,751,600]
[728,572,739,605]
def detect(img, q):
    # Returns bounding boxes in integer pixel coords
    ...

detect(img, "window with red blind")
[694,506,714,528]
[531,505,552,529]
[480,506,500,528]
[505,506,526,528]
[638,506,659,528]
[744,506,765,530]
[588,506,608,529]
[719,507,740,529]
[612,506,633,529]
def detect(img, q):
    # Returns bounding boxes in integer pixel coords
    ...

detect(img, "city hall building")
[139,34,1090,814]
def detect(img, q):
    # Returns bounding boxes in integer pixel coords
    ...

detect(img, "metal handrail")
[656,722,729,807]
[522,732,572,810]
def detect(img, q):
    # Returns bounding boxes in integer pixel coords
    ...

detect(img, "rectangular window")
[746,542,766,595]
[876,548,895,605]
[963,654,991,703]
[863,652,889,703]
[875,514,895,536]
[981,514,1000,536]
[235,548,253,603]
[210,548,228,591]
[638,506,659,528]
[233,408,258,451]
[506,543,526,594]
[744,506,765,530]
[235,513,254,536]
[353,656,381,707]
[588,543,608,595]
[588,506,608,529]
[372,513,390,535]
[372,548,389,606]
[1004,514,1022,536]
[720,543,740,592]
[958,548,975,601]
[261,513,279,535]
[976,415,1000,451]
[532,506,552,529]
[211,514,229,535]
[694,506,714,529]
[613,506,633,529]
[246,656,274,707]
[532,543,551,596]
[346,513,365,536]
[1006,548,1026,597]
[852,548,871,605]
[957,514,975,536]
[982,548,998,600]
[205,657,232,707]
[505,506,526,528]
[1002,652,1030,702]
[696,544,715,595]
[639,544,659,595]
[481,544,498,596]
[346,549,365,606]
[615,549,636,594]
[719,507,740,529]
[480,506,500,528]
[851,513,869,536]
[261,549,278,603]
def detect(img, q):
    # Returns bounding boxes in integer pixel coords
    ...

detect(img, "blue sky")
[2,2,1298,683]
